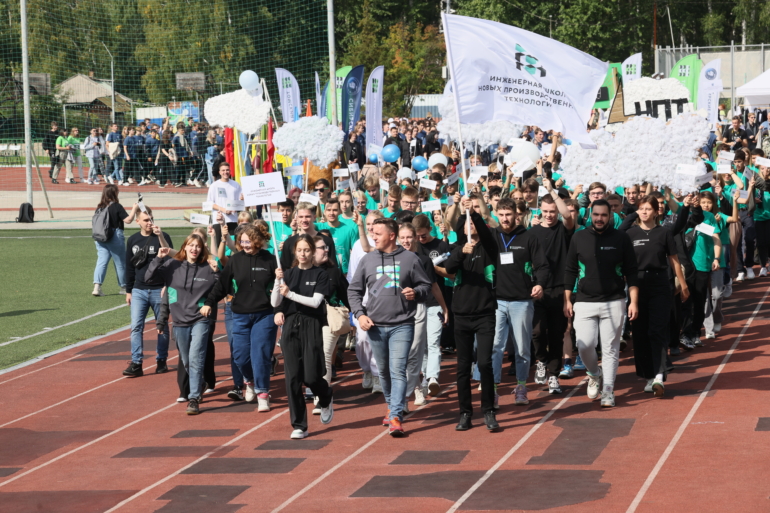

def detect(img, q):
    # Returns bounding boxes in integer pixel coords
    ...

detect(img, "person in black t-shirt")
[93,184,139,297]
[721,116,748,151]
[625,196,688,398]
[272,235,334,439]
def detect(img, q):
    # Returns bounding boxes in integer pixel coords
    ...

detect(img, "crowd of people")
[88,111,769,439]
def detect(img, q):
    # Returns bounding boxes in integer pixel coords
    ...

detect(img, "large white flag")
[442,13,607,148]
[275,68,301,123]
[365,66,385,156]
[697,59,722,127]
[621,53,642,82]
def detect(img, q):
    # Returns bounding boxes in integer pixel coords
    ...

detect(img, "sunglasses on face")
[316,245,329,251]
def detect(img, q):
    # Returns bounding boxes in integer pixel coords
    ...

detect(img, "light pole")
[20,0,33,205]
[101,42,115,124]
[327,0,337,127]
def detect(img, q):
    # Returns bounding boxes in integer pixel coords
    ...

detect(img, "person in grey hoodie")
[145,233,219,415]
[348,217,432,437]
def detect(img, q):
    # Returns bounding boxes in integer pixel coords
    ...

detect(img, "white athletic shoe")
[257,393,271,412]
[600,390,615,408]
[714,322,722,333]
[705,331,716,340]
[244,384,256,402]
[548,376,562,394]
[320,397,334,424]
[534,361,547,385]
[177,397,186,403]
[428,377,440,397]
[761,267,769,277]
[736,272,745,283]
[107,176,114,184]
[413,386,427,406]
[371,376,383,393]
[312,396,321,415]
[362,371,373,389]
[92,283,104,297]
[194,179,202,188]
[290,429,308,439]
[644,378,654,393]
[187,179,195,186]
[747,267,756,280]
[587,370,603,400]
[86,180,93,185]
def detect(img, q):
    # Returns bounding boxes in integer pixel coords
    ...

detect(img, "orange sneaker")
[389,417,405,437]
[382,410,390,426]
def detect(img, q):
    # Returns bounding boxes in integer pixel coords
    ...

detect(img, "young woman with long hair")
[272,234,334,438]
[145,233,219,415]
[92,184,139,297]
[202,224,278,411]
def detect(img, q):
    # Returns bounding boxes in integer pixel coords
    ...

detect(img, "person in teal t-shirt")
[66,127,85,183]
[269,199,296,258]
[315,198,358,273]
[338,191,358,228]
[380,184,402,219]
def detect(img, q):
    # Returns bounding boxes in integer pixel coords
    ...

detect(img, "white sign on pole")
[241,173,287,206]
[225,199,245,211]
[379,179,390,192]
[190,213,210,225]
[466,170,483,184]
[137,202,147,213]
[420,178,438,190]
[333,168,350,177]
[718,151,735,161]
[717,164,732,174]
[348,162,360,172]
[421,199,442,213]
[538,186,549,197]
[695,223,716,236]
[755,156,770,167]
[202,201,213,211]
[470,165,488,176]
[337,179,350,189]
[284,165,304,176]
[299,192,320,205]
[445,171,461,185]
[511,157,534,177]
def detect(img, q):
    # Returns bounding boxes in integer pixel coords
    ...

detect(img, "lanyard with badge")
[500,232,516,265]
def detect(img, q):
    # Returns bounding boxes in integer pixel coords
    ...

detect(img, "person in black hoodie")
[43,121,59,178]
[443,208,500,432]
[202,224,278,412]
[564,200,639,409]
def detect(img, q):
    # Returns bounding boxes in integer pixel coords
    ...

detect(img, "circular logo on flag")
[347,77,360,95]
[705,68,717,80]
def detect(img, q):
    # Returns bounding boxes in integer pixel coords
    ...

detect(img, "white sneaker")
[414,386,426,406]
[244,384,256,402]
[92,283,104,297]
[93,179,100,185]
[428,377,440,397]
[320,397,334,424]
[587,370,603,400]
[128,178,135,184]
[194,179,202,188]
[290,429,308,439]
[705,332,715,339]
[652,380,665,397]
[535,361,547,385]
[644,378,654,393]
[176,396,186,403]
[371,376,382,393]
[714,322,722,333]
[693,336,703,347]
[312,396,321,415]
[600,389,615,408]
[187,179,195,186]
[362,371,373,389]
[204,388,215,394]
[761,267,768,277]
[736,272,745,283]
[548,376,562,394]
[747,267,756,280]
[107,176,114,184]
[257,393,271,412]
[86,180,93,185]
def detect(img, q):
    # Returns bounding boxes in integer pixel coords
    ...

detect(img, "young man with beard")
[529,181,575,394]
[564,200,639,408]
[491,198,550,406]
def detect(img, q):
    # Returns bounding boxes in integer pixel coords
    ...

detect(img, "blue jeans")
[174,319,211,400]
[93,228,126,288]
[231,310,277,394]
[368,324,414,421]
[110,157,123,182]
[493,299,534,383]
[224,301,244,389]
[421,305,443,380]
[87,156,101,181]
[129,288,169,364]
[205,161,214,185]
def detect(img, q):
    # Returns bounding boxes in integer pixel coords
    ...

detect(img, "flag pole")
[442,12,472,237]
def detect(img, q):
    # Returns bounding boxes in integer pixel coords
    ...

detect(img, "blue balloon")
[368,153,379,164]
[239,70,260,91]
[412,156,429,171]
[381,144,401,163]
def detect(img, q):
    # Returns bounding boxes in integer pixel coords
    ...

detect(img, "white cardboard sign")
[333,168,349,177]
[445,171,461,185]
[718,151,735,161]
[421,199,442,213]
[716,164,732,174]
[695,223,715,236]
[225,199,245,211]
[511,157,534,177]
[755,156,770,167]
[379,179,389,192]
[284,165,304,176]
[420,178,438,190]
[202,201,213,211]
[348,162,360,172]
[241,173,287,206]
[190,213,210,225]
[470,165,489,176]
[299,192,320,206]
[337,179,350,190]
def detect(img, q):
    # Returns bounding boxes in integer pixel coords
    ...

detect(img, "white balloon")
[428,153,448,169]
[507,139,540,171]
[239,70,260,91]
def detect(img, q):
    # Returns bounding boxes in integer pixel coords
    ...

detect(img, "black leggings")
[682,270,710,339]
[756,219,770,266]
[532,286,567,377]
[455,314,495,416]
[632,271,671,380]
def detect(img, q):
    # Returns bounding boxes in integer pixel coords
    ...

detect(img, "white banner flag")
[442,13,607,148]
[275,68,302,123]
[621,53,642,82]
[697,59,722,127]
[365,66,385,158]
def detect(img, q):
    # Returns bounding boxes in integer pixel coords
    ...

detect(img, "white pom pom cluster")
[560,113,710,191]
[437,90,522,147]
[273,116,344,166]
[623,78,692,115]
[204,89,272,135]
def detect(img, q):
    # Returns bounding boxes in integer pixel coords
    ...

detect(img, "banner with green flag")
[325,65,352,123]
[670,54,703,107]
[593,63,621,109]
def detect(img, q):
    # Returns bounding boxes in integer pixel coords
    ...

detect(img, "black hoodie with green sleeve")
[205,250,277,314]
[144,257,219,327]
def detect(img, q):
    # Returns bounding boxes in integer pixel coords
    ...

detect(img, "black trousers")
[682,270,710,339]
[440,286,456,349]
[756,219,770,266]
[737,209,756,271]
[282,313,332,431]
[631,270,672,380]
[532,286,567,377]
[455,314,495,416]
[177,318,217,397]
[669,278,683,349]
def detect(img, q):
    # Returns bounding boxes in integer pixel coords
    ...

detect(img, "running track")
[1,280,770,512]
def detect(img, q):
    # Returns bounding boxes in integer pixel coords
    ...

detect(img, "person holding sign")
[206,162,243,245]
[732,151,757,281]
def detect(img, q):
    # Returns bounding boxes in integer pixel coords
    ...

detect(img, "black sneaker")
[228,388,244,401]
[122,362,143,377]
[455,412,473,431]
[620,339,628,351]
[155,359,168,374]
[670,346,681,356]
[186,398,200,415]
[484,411,500,432]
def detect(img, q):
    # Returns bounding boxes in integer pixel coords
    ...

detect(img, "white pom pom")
[204,89,272,135]
[273,116,344,166]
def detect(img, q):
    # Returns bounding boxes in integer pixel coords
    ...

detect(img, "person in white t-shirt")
[206,162,243,245]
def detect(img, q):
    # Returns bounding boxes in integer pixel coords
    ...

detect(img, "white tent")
[737,69,770,106]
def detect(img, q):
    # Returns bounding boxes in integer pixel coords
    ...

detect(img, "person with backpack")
[92,184,139,296]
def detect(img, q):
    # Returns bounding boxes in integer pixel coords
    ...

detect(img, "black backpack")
[16,203,34,223]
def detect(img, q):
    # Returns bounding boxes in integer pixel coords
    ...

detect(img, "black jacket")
[205,250,277,314]
[494,225,550,301]
[43,130,59,153]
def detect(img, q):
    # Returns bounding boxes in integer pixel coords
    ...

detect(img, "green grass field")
[0,227,196,370]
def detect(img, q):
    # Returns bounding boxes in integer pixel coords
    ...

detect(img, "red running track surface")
[1,280,770,512]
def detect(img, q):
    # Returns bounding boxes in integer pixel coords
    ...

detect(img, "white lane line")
[625,284,770,513]
[0,356,178,429]
[105,370,363,512]
[271,383,455,513]
[0,304,129,347]
[446,379,588,513]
